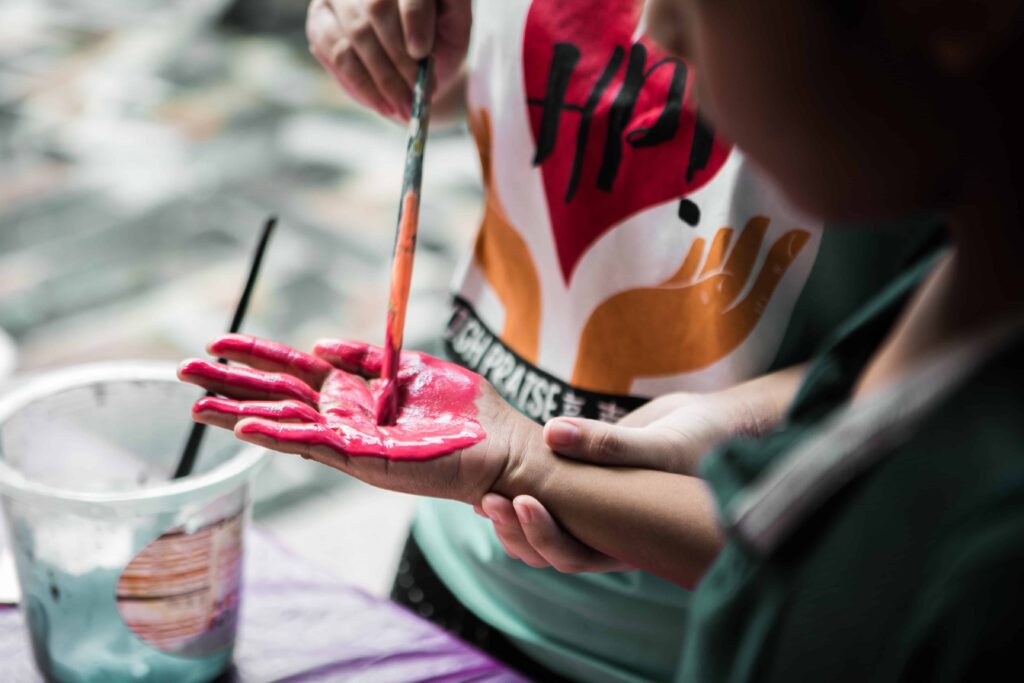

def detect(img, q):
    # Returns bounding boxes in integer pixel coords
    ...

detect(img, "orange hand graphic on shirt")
[469,109,543,362]
[572,217,811,394]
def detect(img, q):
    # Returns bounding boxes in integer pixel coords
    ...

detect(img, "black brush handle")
[173,216,277,479]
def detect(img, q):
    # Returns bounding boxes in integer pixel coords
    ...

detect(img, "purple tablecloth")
[0,529,525,682]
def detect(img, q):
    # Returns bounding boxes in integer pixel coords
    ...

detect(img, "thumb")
[543,418,681,472]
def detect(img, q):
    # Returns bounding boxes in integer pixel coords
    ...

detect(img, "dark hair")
[829,0,868,29]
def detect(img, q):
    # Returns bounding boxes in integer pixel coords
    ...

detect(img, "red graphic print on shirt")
[523,0,732,283]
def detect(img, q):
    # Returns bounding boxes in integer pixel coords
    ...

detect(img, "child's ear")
[895,0,1023,74]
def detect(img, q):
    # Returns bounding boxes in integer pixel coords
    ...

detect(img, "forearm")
[629,362,808,477]
[498,427,724,588]
[714,362,807,437]
[545,463,722,588]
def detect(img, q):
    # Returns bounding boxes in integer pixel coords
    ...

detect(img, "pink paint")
[210,333,334,382]
[178,359,321,405]
[193,396,325,424]
[375,327,401,427]
[180,336,485,461]
[314,339,384,374]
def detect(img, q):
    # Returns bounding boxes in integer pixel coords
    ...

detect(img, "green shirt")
[681,251,1024,682]
[416,222,944,683]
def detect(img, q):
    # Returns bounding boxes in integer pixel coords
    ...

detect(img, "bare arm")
[491,363,807,587]
[499,437,723,588]
[179,334,803,588]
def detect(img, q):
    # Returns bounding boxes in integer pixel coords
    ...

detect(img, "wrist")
[493,412,557,500]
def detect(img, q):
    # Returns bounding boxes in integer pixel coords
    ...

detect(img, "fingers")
[482,493,632,573]
[722,216,770,284]
[314,339,385,377]
[349,7,414,118]
[734,229,810,319]
[481,494,551,569]
[208,334,334,389]
[308,0,471,118]
[513,496,632,574]
[699,227,734,277]
[233,419,418,495]
[397,0,436,59]
[193,397,325,430]
[543,417,681,471]
[234,418,348,460]
[306,0,400,117]
[368,0,420,89]
[662,237,705,286]
[178,359,321,406]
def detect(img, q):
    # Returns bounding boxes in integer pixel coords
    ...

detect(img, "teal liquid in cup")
[0,363,268,683]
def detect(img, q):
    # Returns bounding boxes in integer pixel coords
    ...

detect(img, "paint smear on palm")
[181,335,486,461]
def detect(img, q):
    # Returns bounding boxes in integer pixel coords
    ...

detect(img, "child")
[486,0,1024,679]
[667,0,1024,678]
[192,1,938,682]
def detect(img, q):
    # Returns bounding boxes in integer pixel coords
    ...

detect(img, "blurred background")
[0,0,482,596]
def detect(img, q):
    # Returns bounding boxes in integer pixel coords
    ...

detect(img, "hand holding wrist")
[492,410,558,500]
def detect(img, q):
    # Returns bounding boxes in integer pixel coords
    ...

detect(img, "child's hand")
[306,0,471,119]
[544,391,741,476]
[473,365,807,574]
[477,493,635,574]
[178,334,535,505]
[474,394,732,573]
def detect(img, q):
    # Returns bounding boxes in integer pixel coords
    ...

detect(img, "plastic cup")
[0,327,15,381]
[0,362,269,683]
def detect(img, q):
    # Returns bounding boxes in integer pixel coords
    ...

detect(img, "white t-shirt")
[417,2,942,681]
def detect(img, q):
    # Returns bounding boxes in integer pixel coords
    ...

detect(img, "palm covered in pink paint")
[178,334,519,504]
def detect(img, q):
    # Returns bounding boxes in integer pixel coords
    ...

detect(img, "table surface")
[0,529,524,683]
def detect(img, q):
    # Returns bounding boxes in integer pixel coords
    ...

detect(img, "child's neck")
[852,167,1024,402]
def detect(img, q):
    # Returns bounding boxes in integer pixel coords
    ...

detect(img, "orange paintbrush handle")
[377,57,433,425]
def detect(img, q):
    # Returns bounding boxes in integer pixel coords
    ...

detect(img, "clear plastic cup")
[0,362,269,683]
[0,327,15,381]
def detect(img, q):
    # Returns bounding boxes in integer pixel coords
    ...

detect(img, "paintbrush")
[173,216,277,479]
[376,57,434,426]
